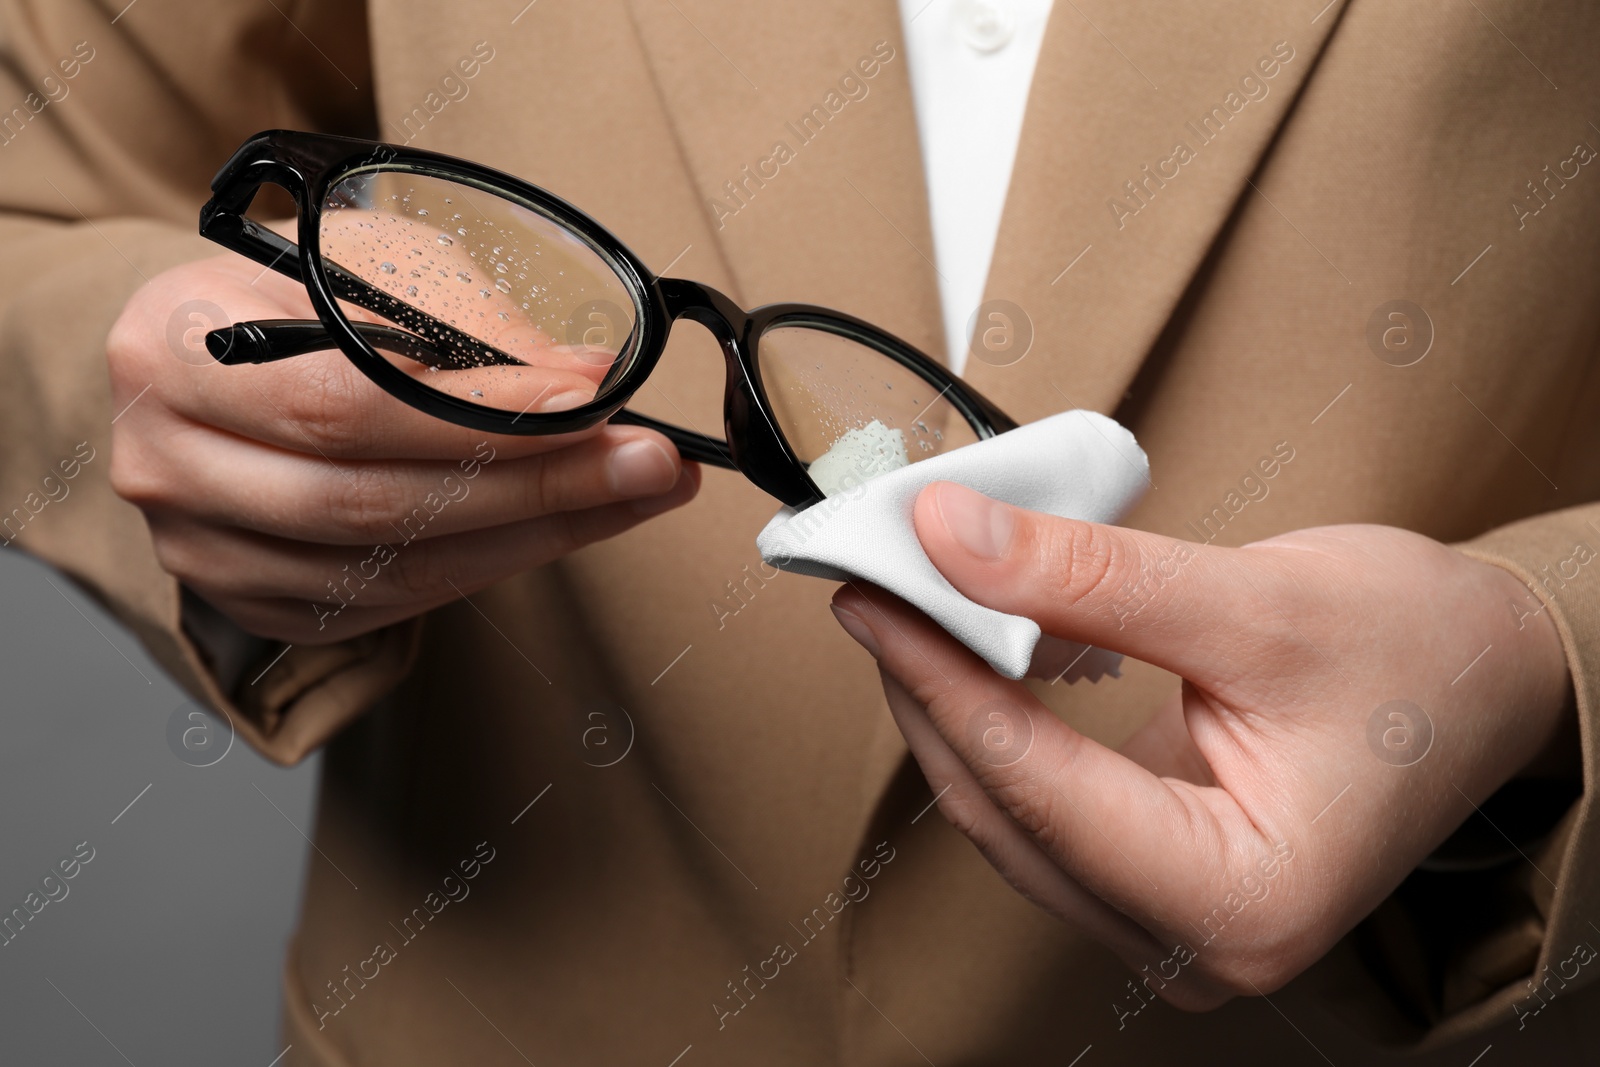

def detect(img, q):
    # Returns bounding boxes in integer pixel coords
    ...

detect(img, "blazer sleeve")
[0,0,416,765]
[1349,499,1600,1046]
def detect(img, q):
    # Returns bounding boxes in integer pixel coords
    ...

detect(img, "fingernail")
[934,482,1014,560]
[608,439,677,497]
[540,389,594,412]
[830,603,881,657]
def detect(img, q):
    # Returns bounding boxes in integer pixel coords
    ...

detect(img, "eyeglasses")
[198,130,1016,509]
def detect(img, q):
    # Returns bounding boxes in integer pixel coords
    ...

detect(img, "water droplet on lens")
[471,389,484,398]
[494,278,512,294]
[437,234,453,246]
[457,271,471,283]
[406,285,418,297]
[479,289,491,298]
[416,208,429,217]
[379,262,396,274]
[497,311,510,322]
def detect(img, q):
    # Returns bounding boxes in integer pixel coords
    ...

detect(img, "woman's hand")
[830,481,1575,1009]
[108,253,698,645]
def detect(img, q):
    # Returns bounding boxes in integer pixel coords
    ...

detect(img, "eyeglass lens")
[318,169,641,416]
[757,324,980,498]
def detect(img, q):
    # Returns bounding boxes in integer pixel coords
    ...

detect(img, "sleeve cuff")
[1336,503,1600,1047]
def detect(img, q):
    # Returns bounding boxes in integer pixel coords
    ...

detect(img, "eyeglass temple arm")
[205,318,515,369]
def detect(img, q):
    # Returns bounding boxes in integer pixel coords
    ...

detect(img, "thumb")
[913,481,1266,680]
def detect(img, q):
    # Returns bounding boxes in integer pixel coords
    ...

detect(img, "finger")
[152,464,698,605]
[120,422,688,546]
[830,583,1265,932]
[912,482,1281,681]
[175,344,605,461]
[870,665,1167,963]
[124,266,608,462]
[179,468,700,644]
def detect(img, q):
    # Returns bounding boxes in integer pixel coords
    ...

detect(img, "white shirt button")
[961,0,1017,52]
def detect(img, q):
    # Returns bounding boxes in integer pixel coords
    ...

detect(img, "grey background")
[0,547,317,1065]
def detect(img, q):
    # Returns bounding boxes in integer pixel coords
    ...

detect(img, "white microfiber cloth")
[756,409,1150,681]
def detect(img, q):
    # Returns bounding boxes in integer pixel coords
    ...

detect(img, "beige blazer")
[3,0,1600,1062]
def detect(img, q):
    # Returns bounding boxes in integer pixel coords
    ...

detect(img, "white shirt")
[897,0,1055,374]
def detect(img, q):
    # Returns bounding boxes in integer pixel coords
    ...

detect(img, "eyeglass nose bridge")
[652,278,759,404]
[656,276,744,335]
[650,276,821,508]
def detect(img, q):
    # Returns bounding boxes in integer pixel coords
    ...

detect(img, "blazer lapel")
[621,0,945,356]
[968,0,1350,423]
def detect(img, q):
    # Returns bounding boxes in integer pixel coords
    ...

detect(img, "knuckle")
[148,523,255,597]
[528,454,561,516]
[906,676,953,710]
[105,295,165,378]
[936,790,985,840]
[108,437,167,509]
[286,362,362,453]
[904,663,967,710]
[325,467,405,539]
[104,315,143,377]
[1044,519,1124,610]
[149,529,201,584]
[385,544,448,604]
[987,770,1062,843]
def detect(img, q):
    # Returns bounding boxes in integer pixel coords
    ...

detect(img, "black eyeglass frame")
[198,130,1017,509]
